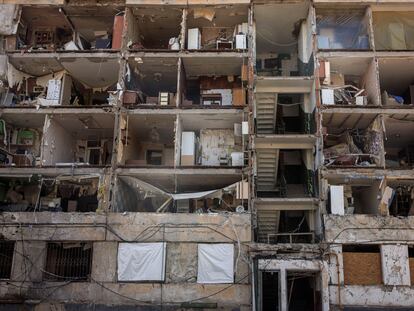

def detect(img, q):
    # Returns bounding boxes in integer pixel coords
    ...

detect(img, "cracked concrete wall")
[0,212,251,308]
[381,245,410,286]
[324,214,414,243]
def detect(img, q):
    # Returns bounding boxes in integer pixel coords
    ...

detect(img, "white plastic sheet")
[197,244,234,284]
[118,243,166,281]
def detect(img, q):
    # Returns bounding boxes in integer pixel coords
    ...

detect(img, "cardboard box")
[241,64,248,82]
[330,73,345,86]
[123,91,137,104]
[112,15,124,50]
[233,87,246,106]
[180,155,195,166]
[5,36,17,51]
[67,200,77,212]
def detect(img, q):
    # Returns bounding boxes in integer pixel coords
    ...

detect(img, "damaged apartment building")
[1,0,414,310]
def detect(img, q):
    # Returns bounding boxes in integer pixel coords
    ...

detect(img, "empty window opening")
[0,115,43,167]
[42,114,114,166]
[124,58,178,107]
[316,9,370,50]
[0,241,15,279]
[120,114,175,167]
[342,245,382,285]
[323,116,383,167]
[180,114,244,167]
[408,246,414,285]
[387,181,414,217]
[255,3,313,77]
[12,6,123,51]
[3,58,120,107]
[127,7,182,50]
[319,57,379,106]
[186,7,248,51]
[379,58,414,107]
[373,11,414,51]
[260,271,280,311]
[287,271,321,311]
[44,242,92,281]
[257,209,314,244]
[257,149,315,198]
[384,117,414,168]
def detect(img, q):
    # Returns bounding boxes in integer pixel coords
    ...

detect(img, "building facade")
[0,0,414,310]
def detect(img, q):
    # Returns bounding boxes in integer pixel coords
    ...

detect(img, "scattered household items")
[323,119,383,167]
[168,37,180,50]
[8,7,124,51]
[186,23,248,50]
[256,53,299,77]
[0,119,40,167]
[115,177,248,213]
[0,176,99,213]
[319,60,368,105]
[321,85,366,105]
[180,127,243,167]
[382,90,405,106]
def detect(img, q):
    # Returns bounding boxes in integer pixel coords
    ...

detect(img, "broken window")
[0,241,15,279]
[123,57,178,107]
[0,175,100,213]
[119,114,175,167]
[42,114,114,166]
[186,7,248,51]
[323,115,384,167]
[342,245,382,285]
[44,242,92,281]
[114,176,247,213]
[0,114,44,167]
[255,3,313,77]
[379,58,414,107]
[287,271,321,311]
[316,9,370,50]
[373,11,414,51]
[256,149,315,198]
[180,114,244,167]
[126,7,182,50]
[319,57,380,106]
[11,6,124,51]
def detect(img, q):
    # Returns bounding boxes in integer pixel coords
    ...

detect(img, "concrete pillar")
[11,241,46,282]
[91,241,118,282]
[280,268,287,311]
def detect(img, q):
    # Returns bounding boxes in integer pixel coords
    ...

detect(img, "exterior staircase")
[256,93,277,134]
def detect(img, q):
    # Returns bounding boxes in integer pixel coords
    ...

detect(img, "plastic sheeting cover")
[373,12,414,51]
[197,244,234,284]
[316,10,369,50]
[118,243,166,281]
